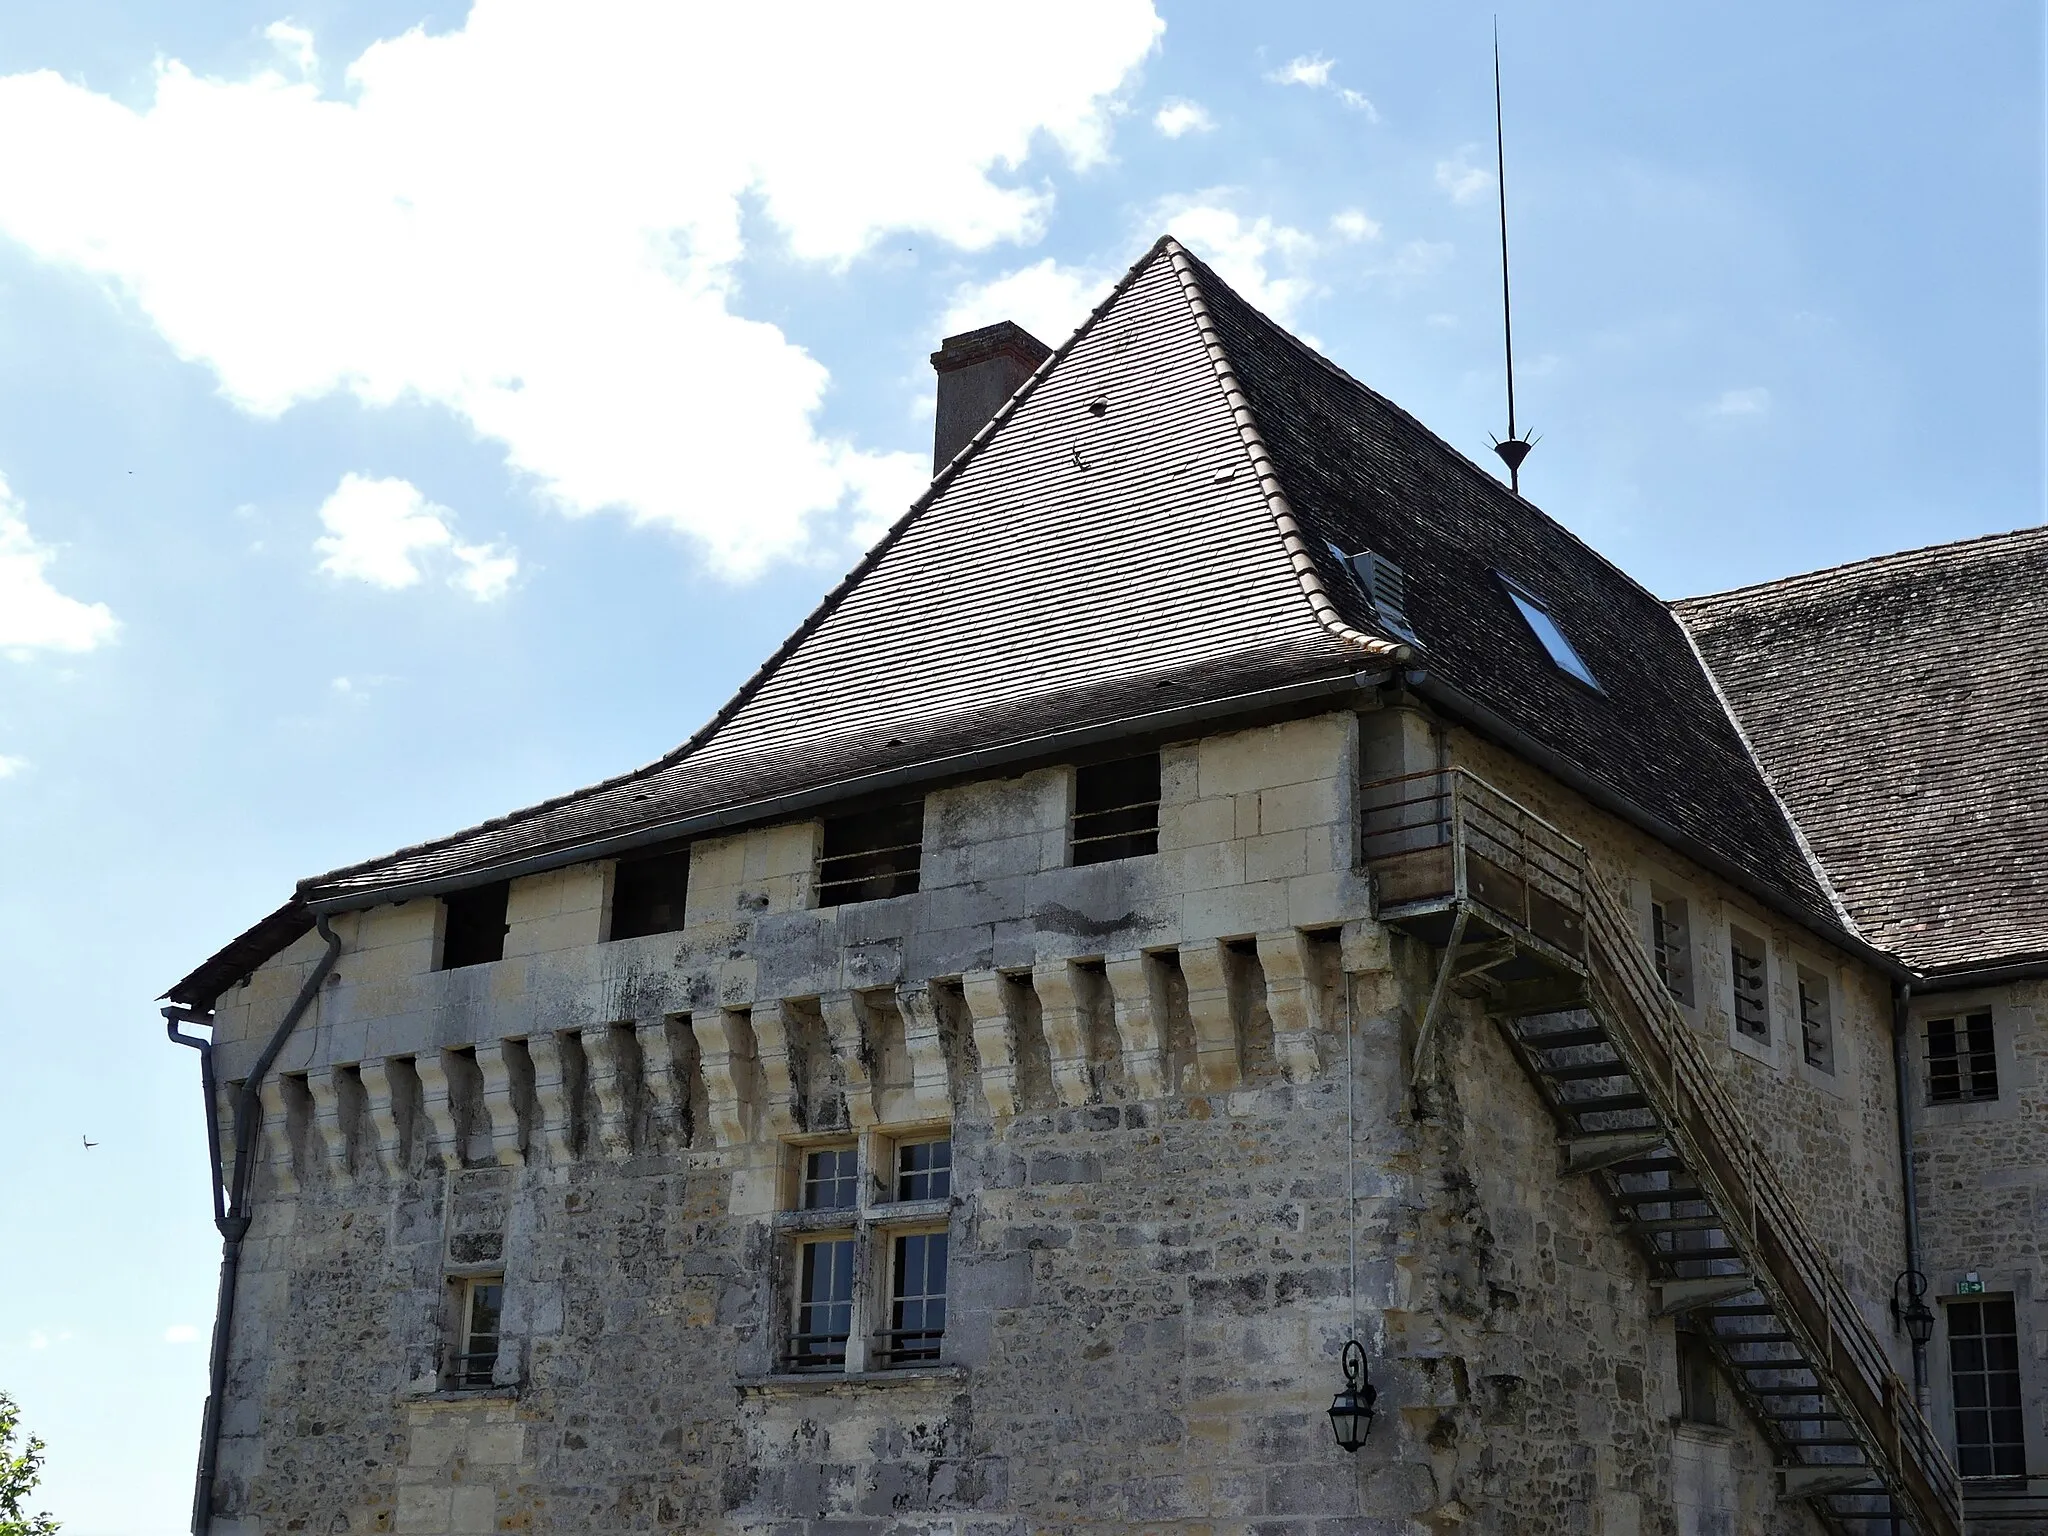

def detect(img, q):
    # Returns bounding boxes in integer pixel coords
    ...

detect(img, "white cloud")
[0,2,1163,577]
[1268,54,1334,88]
[314,473,518,600]
[1331,208,1381,242]
[1435,150,1492,205]
[941,258,1113,350]
[0,474,119,656]
[1153,98,1214,138]
[1266,54,1376,119]
[1159,200,1318,323]
[264,21,316,77]
[163,1324,199,1344]
[0,755,25,779]
[1710,386,1772,418]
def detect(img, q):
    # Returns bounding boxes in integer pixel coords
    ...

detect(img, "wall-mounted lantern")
[1890,1269,1935,1349]
[1327,1339,1378,1453]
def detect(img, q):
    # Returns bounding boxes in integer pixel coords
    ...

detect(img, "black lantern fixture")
[1891,1269,1935,1349]
[1327,1339,1378,1453]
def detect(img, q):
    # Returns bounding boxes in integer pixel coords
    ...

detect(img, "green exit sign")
[1957,1274,1986,1295]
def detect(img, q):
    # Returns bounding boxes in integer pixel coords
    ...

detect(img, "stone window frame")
[770,1119,955,1376]
[1909,990,2027,1129]
[442,1272,508,1394]
[1719,909,1779,1070]
[1785,946,1849,1098]
[1641,878,1698,1012]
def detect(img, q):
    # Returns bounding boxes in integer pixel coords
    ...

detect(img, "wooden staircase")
[1363,769,1964,1536]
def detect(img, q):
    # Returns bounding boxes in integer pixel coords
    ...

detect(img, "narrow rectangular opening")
[1728,927,1768,1043]
[1676,1328,1722,1426]
[1071,753,1161,865]
[1650,892,1693,1007]
[1927,1012,1998,1104]
[1796,966,1834,1074]
[609,844,691,941]
[440,881,510,969]
[817,801,923,907]
[449,1275,504,1390]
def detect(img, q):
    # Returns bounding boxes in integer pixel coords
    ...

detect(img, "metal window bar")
[816,839,924,905]
[1651,903,1688,1001]
[782,1331,850,1372]
[876,1326,946,1366]
[1731,941,1768,1038]
[448,1349,498,1389]
[1070,796,1162,860]
[1927,1014,1998,1104]
[1798,982,1832,1070]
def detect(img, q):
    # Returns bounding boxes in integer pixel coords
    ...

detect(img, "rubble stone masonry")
[202,705,1856,1535]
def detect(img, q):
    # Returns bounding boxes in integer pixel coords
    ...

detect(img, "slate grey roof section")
[1677,526,2048,974]
[262,238,1397,918]
[1179,248,1846,936]
[171,233,1885,999]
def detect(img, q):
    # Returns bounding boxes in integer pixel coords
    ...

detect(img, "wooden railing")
[1361,768,1587,960]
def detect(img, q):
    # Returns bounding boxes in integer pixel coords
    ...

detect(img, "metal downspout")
[168,914,341,1535]
[1892,979,1930,1412]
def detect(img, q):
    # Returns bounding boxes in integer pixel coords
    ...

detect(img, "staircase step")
[1699,1303,1777,1317]
[1749,1385,1831,1397]
[1782,1438,1866,1448]
[1565,1093,1650,1114]
[1765,1412,1847,1423]
[1543,1059,1633,1082]
[1651,1245,1745,1260]
[1612,1187,1707,1207]
[1518,1026,1610,1050]
[1715,1332,1798,1345]
[1629,1215,1727,1234]
[1608,1156,1686,1176]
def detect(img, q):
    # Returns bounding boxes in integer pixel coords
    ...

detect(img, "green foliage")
[0,1393,59,1536]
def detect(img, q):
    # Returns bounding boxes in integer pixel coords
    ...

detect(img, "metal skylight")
[1500,578,1599,690]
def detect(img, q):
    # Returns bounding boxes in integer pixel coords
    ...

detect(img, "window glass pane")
[1505,588,1600,689]
[1948,1294,2027,1479]
[886,1231,948,1365]
[456,1279,503,1388]
[792,1238,855,1370]
[896,1137,952,1202]
[802,1146,859,1211]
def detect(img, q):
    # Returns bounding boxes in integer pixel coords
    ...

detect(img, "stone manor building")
[165,237,2047,1536]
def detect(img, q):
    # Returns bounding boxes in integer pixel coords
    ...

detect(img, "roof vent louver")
[1330,543,1420,646]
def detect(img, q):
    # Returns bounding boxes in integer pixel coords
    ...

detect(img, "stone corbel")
[357,1058,406,1176]
[474,1040,526,1166]
[583,1026,637,1158]
[1103,953,1168,1099]
[691,1010,757,1147]
[1257,929,1323,1084]
[1177,940,1241,1091]
[304,1066,351,1182]
[256,1075,298,1195]
[635,1019,681,1144]
[1030,961,1095,1107]
[749,1000,800,1135]
[526,1032,577,1163]
[412,1051,461,1169]
[960,971,1020,1126]
[819,992,880,1129]
[893,984,954,1118]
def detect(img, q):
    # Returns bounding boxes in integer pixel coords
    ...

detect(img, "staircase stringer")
[1573,879,1962,1536]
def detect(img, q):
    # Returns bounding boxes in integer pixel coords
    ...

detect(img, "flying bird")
[82,1135,98,1149]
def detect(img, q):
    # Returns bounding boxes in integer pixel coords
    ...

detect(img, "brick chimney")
[929,321,1052,472]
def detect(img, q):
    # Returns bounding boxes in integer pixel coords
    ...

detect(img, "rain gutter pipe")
[1891,978,1931,1410]
[167,914,341,1535]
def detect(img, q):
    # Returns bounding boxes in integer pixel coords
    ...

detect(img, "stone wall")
[1905,975,2047,1483]
[197,705,1837,1535]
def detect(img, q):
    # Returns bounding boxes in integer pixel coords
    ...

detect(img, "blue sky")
[0,3,2038,1530]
